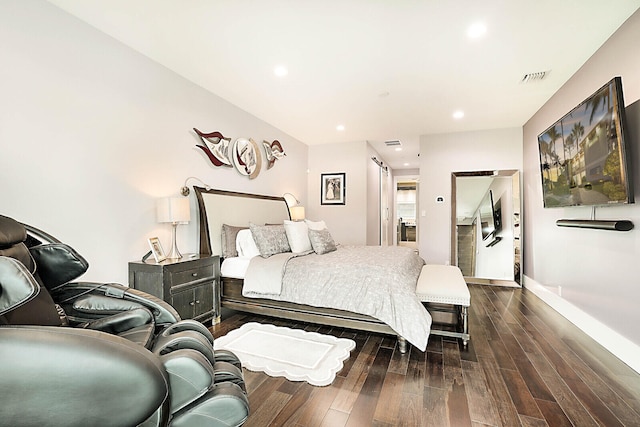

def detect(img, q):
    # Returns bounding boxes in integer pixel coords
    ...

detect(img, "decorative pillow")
[221,224,247,258]
[235,229,260,258]
[305,219,327,231]
[283,220,312,253]
[308,228,337,255]
[249,223,291,258]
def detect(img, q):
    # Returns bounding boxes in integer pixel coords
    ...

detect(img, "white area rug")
[214,322,356,386]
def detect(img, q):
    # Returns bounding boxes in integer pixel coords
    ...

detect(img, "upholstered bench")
[416,264,470,346]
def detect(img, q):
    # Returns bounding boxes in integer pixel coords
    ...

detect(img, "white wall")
[523,9,640,347]
[306,141,392,246]
[307,142,368,245]
[0,1,308,284]
[418,128,523,264]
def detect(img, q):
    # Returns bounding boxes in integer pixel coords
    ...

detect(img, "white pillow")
[304,219,327,231]
[235,229,260,258]
[284,220,312,253]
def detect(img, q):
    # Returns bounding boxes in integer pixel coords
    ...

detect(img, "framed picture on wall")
[321,172,346,205]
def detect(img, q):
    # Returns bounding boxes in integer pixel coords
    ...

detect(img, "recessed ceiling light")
[453,110,465,119]
[403,163,410,167]
[467,22,487,39]
[274,65,288,77]
[395,147,402,152]
[336,124,345,131]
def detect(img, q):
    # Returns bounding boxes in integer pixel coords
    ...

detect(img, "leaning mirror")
[451,170,521,287]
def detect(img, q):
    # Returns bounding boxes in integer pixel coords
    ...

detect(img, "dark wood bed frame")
[193,186,408,353]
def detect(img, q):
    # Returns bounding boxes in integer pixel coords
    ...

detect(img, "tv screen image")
[537,76,634,208]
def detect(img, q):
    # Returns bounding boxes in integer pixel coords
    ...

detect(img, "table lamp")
[156,197,190,259]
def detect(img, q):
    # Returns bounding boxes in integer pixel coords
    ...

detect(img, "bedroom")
[1,1,640,425]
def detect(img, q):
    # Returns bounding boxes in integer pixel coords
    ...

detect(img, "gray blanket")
[243,252,298,295]
[243,245,431,351]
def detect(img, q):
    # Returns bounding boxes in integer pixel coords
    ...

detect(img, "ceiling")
[47,0,640,169]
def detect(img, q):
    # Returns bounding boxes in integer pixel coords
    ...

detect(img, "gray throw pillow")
[221,224,247,258]
[249,223,291,258]
[308,228,337,255]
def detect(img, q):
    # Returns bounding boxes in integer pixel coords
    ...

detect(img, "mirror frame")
[450,169,522,287]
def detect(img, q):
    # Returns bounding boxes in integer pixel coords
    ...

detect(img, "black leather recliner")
[0,214,249,427]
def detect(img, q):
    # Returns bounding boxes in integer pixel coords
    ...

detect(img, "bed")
[194,187,432,352]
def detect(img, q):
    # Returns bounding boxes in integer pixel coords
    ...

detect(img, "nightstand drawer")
[169,264,213,286]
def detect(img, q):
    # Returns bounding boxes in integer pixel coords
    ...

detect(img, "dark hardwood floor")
[210,284,640,426]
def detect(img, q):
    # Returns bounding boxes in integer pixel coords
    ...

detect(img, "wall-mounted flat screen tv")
[537,76,634,208]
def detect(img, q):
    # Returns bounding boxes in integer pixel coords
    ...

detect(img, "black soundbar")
[556,219,634,231]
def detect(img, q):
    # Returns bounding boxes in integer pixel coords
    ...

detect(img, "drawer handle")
[191,272,198,277]
[195,300,200,304]
[189,301,195,306]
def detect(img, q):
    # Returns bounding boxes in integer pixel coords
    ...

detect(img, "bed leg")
[397,336,407,354]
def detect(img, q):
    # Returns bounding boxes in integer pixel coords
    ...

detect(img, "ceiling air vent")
[384,140,402,147]
[521,71,548,83]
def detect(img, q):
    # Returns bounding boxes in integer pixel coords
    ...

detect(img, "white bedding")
[235,246,432,351]
[220,257,252,279]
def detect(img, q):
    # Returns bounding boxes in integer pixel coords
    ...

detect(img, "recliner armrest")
[0,326,169,427]
[54,281,182,325]
[79,306,153,334]
[72,294,145,315]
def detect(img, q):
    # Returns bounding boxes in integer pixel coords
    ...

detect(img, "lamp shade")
[290,205,305,221]
[156,197,190,224]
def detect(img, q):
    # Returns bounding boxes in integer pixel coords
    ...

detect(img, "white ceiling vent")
[521,71,549,83]
[385,140,402,147]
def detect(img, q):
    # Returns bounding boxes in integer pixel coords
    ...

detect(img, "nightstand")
[128,255,220,324]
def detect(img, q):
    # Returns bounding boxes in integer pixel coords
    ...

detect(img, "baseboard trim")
[523,275,640,375]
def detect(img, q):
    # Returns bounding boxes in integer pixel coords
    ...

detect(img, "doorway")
[395,178,418,249]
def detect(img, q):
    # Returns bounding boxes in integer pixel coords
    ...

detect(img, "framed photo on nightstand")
[148,237,166,263]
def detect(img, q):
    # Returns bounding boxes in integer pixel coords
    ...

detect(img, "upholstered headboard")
[193,187,291,256]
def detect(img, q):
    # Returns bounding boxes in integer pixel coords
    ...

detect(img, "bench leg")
[462,306,469,347]
[397,336,407,354]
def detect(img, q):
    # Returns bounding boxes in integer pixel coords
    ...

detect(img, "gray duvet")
[243,245,431,351]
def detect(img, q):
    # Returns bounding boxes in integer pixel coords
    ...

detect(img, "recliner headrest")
[0,215,27,248]
[29,244,89,289]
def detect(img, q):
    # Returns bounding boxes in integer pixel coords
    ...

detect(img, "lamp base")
[167,223,183,259]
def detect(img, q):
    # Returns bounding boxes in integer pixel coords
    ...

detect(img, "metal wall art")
[194,129,233,167]
[263,139,286,169]
[193,128,287,179]
[232,137,261,179]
